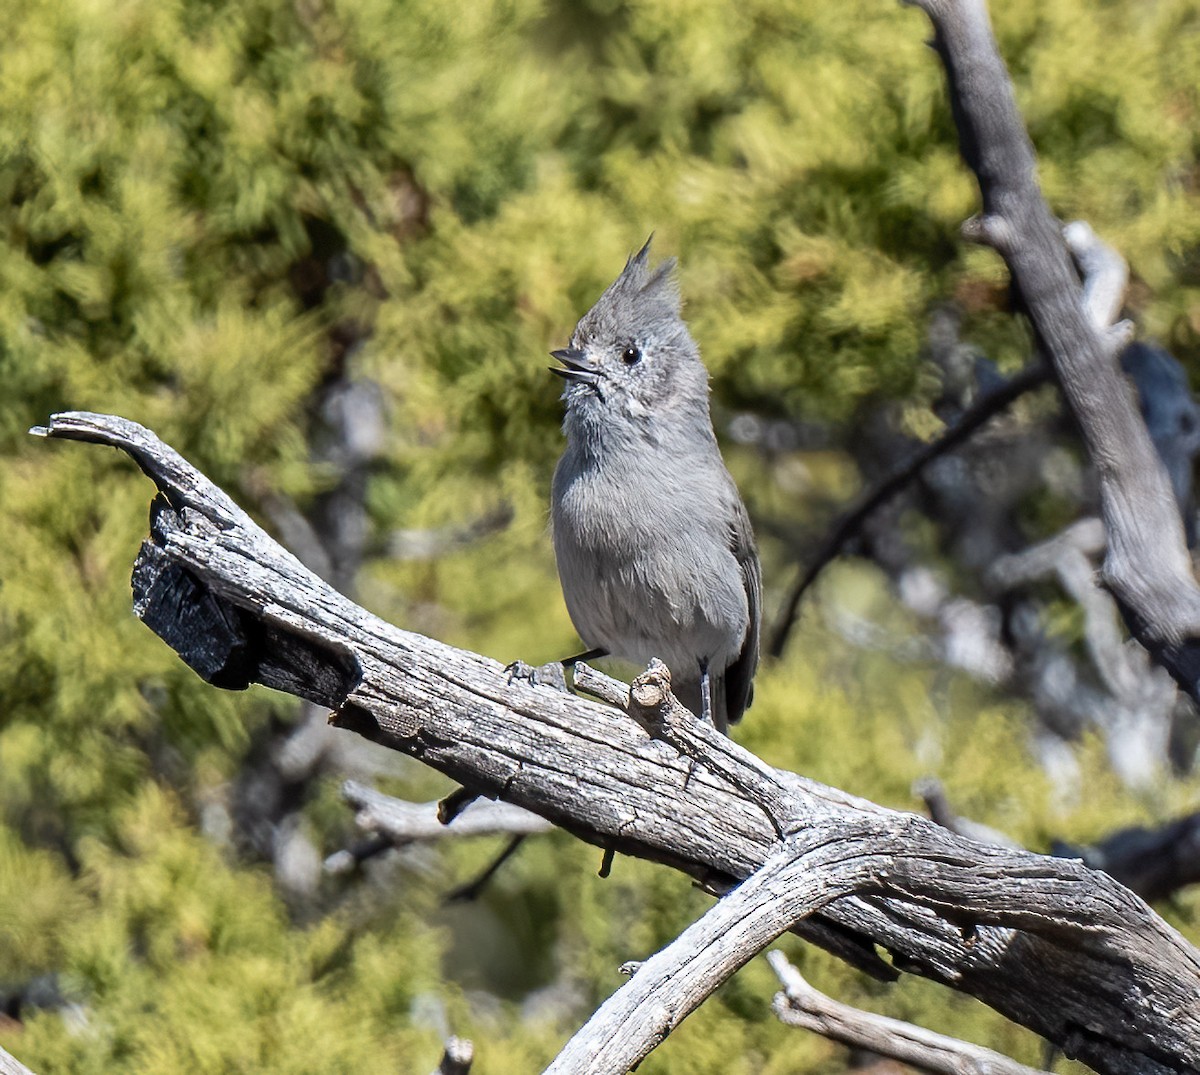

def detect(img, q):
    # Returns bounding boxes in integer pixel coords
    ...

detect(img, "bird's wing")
[724,492,761,725]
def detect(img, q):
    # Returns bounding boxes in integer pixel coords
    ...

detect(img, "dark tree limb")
[912,0,1200,697]
[919,776,1200,905]
[444,836,529,903]
[768,361,1048,658]
[32,411,1200,1075]
[1056,814,1200,906]
[769,213,1130,661]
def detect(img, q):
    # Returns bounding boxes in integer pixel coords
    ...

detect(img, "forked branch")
[32,410,1200,1075]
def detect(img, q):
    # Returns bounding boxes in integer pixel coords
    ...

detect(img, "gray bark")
[0,1047,37,1075]
[341,780,553,843]
[913,0,1200,693]
[30,409,1200,1074]
[767,951,1051,1075]
[431,1037,474,1075]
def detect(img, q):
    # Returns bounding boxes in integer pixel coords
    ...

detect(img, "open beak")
[550,347,601,386]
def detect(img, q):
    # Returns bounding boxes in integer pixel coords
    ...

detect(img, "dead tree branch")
[32,411,1200,1074]
[767,951,1051,1075]
[0,1046,37,1075]
[912,0,1200,697]
[919,776,1200,904]
[545,813,888,1075]
[987,517,1176,786]
[341,780,553,843]
[431,1037,474,1075]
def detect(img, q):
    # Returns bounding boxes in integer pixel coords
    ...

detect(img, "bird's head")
[552,239,710,431]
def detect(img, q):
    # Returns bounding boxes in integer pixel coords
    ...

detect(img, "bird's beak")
[549,347,601,386]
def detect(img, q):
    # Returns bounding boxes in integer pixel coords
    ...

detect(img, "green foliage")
[10,787,450,1073]
[1,0,1198,1071]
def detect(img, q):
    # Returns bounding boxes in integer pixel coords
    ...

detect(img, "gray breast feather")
[551,448,753,680]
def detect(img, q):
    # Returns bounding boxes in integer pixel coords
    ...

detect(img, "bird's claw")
[505,660,569,693]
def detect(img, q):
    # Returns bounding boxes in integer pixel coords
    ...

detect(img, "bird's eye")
[621,344,642,365]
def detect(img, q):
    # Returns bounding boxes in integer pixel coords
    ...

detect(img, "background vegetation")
[1,0,1198,1071]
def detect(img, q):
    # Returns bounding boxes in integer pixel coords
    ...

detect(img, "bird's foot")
[505,659,569,693]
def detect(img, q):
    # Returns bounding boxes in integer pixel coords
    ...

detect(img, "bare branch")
[986,519,1108,589]
[909,0,1200,696]
[1063,220,1129,331]
[0,1046,37,1075]
[920,777,1200,904]
[767,951,1051,1075]
[32,411,1200,1075]
[545,825,886,1075]
[342,780,553,842]
[770,213,1131,661]
[989,518,1174,722]
[572,661,630,709]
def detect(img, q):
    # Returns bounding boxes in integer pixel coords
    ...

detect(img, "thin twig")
[444,836,528,903]
[768,362,1049,657]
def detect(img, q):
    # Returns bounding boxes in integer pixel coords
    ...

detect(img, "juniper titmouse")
[550,240,761,731]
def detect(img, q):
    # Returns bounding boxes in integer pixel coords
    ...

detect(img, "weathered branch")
[986,519,1108,590]
[920,776,1200,905]
[33,411,1200,1074]
[0,1046,37,1075]
[545,820,887,1075]
[987,517,1176,787]
[331,779,552,895]
[1063,220,1129,330]
[341,780,553,843]
[912,0,1200,696]
[767,951,1051,1075]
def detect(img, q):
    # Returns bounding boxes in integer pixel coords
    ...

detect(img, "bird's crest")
[613,235,679,307]
[578,236,681,341]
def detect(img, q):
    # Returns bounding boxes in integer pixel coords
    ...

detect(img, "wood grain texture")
[768,951,1052,1075]
[33,410,1200,1074]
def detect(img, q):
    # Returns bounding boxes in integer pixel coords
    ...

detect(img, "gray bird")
[549,239,761,732]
